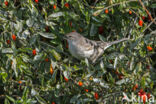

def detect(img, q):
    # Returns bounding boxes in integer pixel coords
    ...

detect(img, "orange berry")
[72,30,76,32]
[129,10,132,15]
[6,40,10,44]
[35,0,38,3]
[78,81,83,86]
[53,4,57,10]
[64,3,69,8]
[85,89,89,92]
[45,58,49,62]
[4,1,8,6]
[147,46,152,51]
[94,92,99,100]
[98,26,104,34]
[105,9,109,14]
[32,49,36,55]
[18,81,22,84]
[64,77,68,82]
[138,20,143,26]
[12,34,16,41]
[50,64,53,75]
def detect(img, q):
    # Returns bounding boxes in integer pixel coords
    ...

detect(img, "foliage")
[0,0,156,104]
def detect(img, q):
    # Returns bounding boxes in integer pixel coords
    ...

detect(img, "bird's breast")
[68,41,94,60]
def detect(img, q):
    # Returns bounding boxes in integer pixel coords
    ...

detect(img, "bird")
[64,31,129,63]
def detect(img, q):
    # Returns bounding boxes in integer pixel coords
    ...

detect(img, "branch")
[92,0,137,16]
[138,0,156,24]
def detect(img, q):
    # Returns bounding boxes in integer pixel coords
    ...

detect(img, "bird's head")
[64,32,81,42]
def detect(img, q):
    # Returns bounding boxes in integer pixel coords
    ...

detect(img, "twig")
[142,17,156,33]
[138,0,156,24]
[92,0,137,16]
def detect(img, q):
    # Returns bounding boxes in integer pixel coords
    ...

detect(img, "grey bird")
[65,32,129,63]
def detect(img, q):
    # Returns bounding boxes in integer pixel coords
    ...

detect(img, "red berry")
[50,64,53,75]
[32,49,36,55]
[138,20,143,26]
[142,93,146,104]
[6,40,10,44]
[45,26,49,32]
[98,26,104,34]
[147,93,151,99]
[129,10,132,15]
[138,89,144,96]
[4,1,8,6]
[12,34,16,41]
[85,89,89,92]
[45,58,49,62]
[18,81,22,84]
[78,81,83,86]
[64,3,69,8]
[35,0,38,3]
[132,84,138,91]
[51,102,55,104]
[53,4,57,10]
[147,46,152,51]
[105,9,109,14]
[64,77,69,82]
[142,16,145,20]
[94,92,99,100]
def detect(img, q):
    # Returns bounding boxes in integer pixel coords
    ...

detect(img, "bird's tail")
[104,38,129,50]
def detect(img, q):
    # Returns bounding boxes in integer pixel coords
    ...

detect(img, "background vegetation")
[0,0,156,104]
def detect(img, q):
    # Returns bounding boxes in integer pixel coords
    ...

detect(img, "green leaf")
[48,12,64,18]
[0,72,8,82]
[26,18,34,27]
[1,48,13,53]
[6,95,15,103]
[51,70,58,83]
[151,3,156,8]
[33,54,43,61]
[35,95,47,104]
[116,78,129,85]
[51,49,61,61]
[90,23,96,36]
[38,32,56,39]
[22,87,29,101]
